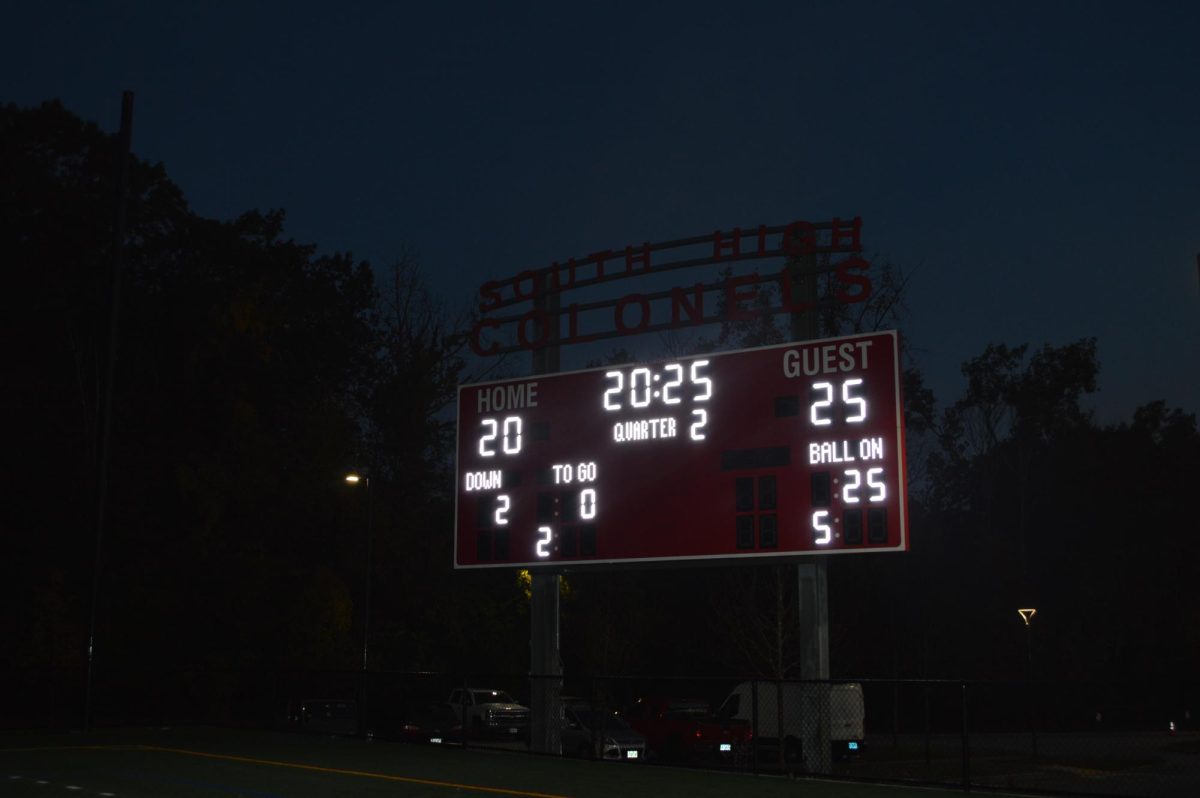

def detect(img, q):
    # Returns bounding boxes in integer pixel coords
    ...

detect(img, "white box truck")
[716,681,864,763]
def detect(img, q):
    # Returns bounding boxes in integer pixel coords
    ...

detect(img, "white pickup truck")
[716,681,865,763]
[447,688,530,737]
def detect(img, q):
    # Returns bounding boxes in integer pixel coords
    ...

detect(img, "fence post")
[960,681,970,791]
[461,675,469,750]
[748,680,757,775]
[1030,679,1039,760]
[923,684,931,767]
[892,680,900,749]
[777,678,786,771]
[589,675,597,760]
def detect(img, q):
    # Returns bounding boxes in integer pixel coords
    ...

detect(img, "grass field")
[0,726,992,798]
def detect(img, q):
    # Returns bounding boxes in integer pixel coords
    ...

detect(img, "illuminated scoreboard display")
[454,330,908,569]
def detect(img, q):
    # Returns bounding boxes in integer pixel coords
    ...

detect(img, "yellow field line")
[0,745,129,753]
[138,745,572,798]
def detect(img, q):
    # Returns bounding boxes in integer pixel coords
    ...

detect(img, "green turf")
[0,726,997,798]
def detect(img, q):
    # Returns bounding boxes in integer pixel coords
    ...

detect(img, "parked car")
[390,703,464,746]
[446,688,530,738]
[562,703,646,761]
[622,696,750,763]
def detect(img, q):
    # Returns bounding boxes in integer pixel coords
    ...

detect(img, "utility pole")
[84,90,134,732]
[357,475,374,738]
[529,275,562,755]
[791,250,832,775]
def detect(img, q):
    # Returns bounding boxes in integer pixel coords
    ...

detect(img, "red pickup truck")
[622,696,751,764]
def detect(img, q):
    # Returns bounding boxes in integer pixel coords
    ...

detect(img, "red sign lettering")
[467,218,873,356]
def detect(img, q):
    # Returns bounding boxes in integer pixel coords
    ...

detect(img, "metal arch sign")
[467,218,875,355]
[454,330,909,569]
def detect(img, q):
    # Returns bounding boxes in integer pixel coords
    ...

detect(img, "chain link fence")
[6,670,1197,797]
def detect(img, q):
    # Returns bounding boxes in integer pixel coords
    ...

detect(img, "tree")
[2,100,189,683]
[0,101,467,701]
[929,339,1098,589]
[357,253,532,672]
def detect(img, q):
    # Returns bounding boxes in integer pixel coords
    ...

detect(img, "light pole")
[1018,608,1038,758]
[1018,608,1037,673]
[345,473,373,738]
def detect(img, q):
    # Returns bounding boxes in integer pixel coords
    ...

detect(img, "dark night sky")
[7,1,1198,420]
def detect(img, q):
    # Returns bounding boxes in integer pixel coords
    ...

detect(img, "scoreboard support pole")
[791,253,833,775]
[529,278,563,756]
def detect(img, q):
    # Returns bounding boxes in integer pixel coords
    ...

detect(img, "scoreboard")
[454,330,908,569]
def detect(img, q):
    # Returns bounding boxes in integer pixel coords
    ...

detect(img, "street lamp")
[1018,608,1038,758]
[1018,608,1037,673]
[345,472,372,738]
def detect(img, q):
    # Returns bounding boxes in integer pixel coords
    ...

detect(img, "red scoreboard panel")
[454,330,908,569]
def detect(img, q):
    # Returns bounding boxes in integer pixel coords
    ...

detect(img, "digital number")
[501,416,522,454]
[843,469,862,503]
[479,416,522,457]
[494,494,510,526]
[479,419,498,456]
[603,371,623,411]
[843,378,866,423]
[813,510,832,545]
[580,488,597,520]
[630,368,652,408]
[536,526,552,558]
[843,468,887,503]
[810,379,869,425]
[662,363,684,405]
[691,360,712,402]
[811,382,834,426]
[690,408,708,440]
[867,467,886,501]
[603,361,710,410]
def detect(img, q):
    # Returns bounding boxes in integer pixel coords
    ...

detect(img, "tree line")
[2,102,1196,701]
